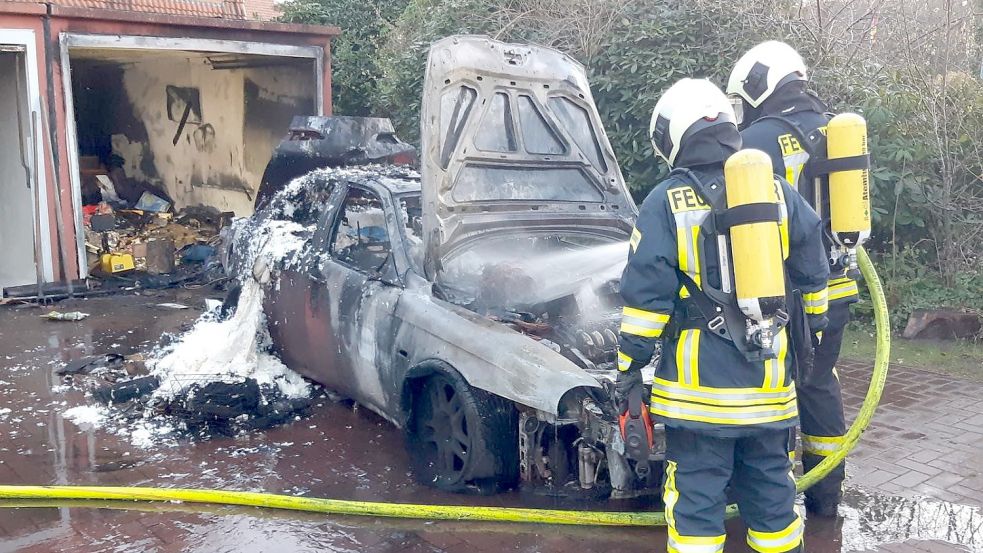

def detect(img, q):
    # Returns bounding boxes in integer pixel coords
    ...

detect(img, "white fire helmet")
[649,78,737,167]
[727,41,808,109]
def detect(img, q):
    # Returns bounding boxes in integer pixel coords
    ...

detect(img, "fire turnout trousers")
[663,427,803,553]
[796,300,850,509]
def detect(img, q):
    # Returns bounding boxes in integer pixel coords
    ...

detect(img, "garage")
[0,2,337,290]
[67,44,319,216]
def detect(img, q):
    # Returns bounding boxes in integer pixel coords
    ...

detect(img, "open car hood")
[420,35,637,279]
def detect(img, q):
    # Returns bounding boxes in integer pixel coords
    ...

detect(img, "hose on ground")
[0,248,890,527]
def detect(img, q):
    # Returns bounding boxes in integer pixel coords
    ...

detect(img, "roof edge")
[47,5,340,37]
[0,1,48,15]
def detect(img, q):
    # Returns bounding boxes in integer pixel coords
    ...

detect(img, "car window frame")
[319,183,409,286]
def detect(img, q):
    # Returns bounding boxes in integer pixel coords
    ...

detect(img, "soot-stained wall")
[74,53,316,216]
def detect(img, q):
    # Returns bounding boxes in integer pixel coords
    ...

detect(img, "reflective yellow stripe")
[617,351,633,372]
[803,287,829,315]
[652,378,796,406]
[678,225,691,279]
[676,222,703,299]
[620,307,670,338]
[668,528,726,553]
[674,329,700,387]
[623,307,671,323]
[828,279,859,301]
[621,323,662,338]
[630,227,642,253]
[664,461,678,529]
[747,516,803,553]
[690,226,701,281]
[650,397,798,426]
[763,329,788,390]
[801,434,844,456]
[775,180,790,258]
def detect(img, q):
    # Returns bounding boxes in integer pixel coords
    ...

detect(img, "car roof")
[346,170,422,196]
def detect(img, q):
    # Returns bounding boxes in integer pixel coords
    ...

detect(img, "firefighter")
[727,40,860,516]
[615,78,829,553]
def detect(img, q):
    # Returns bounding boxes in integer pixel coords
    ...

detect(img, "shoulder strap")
[755,114,826,158]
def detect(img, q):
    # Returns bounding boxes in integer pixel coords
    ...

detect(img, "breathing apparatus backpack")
[669,150,797,365]
[757,112,872,278]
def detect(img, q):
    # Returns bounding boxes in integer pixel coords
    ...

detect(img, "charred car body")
[231,36,666,497]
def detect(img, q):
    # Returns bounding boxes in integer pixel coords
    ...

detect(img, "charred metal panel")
[393,284,601,419]
[421,35,637,278]
[255,116,416,209]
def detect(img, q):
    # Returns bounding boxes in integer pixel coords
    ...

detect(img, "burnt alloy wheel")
[415,375,472,486]
[407,368,518,494]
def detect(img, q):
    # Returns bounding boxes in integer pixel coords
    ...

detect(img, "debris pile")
[56,169,342,444]
[81,201,229,285]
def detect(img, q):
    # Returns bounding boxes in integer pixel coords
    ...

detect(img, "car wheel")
[407,368,518,493]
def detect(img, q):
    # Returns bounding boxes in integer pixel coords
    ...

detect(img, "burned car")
[231,36,665,498]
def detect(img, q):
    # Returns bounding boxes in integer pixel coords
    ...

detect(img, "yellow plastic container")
[100,253,135,273]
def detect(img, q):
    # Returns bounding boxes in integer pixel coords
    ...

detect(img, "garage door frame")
[0,28,53,283]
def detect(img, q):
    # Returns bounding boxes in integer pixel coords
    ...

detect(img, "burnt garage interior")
[68,47,318,217]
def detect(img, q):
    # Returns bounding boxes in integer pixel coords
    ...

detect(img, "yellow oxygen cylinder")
[826,113,871,248]
[724,149,786,323]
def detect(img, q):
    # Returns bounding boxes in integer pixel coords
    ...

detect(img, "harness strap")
[715,203,782,232]
[809,153,870,176]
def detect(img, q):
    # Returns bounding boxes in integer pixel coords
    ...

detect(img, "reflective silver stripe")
[621,315,668,333]
[763,330,788,389]
[828,281,859,301]
[747,517,803,553]
[803,288,828,313]
[674,209,709,298]
[651,398,798,425]
[801,434,843,456]
[652,379,796,404]
[668,537,725,553]
[675,330,699,387]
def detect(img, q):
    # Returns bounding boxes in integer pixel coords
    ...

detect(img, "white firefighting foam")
[149,279,310,400]
[147,170,329,401]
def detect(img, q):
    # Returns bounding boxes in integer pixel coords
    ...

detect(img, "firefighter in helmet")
[728,40,869,516]
[615,78,829,552]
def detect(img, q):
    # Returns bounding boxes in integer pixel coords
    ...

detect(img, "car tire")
[407,367,518,494]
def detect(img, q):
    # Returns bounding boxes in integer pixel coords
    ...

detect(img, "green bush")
[279,0,411,116]
[285,0,983,331]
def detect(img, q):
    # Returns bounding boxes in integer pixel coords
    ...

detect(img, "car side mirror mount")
[368,250,399,286]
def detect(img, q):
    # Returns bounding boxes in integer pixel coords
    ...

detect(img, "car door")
[305,185,404,414]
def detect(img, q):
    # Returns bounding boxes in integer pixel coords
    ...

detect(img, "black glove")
[614,369,644,413]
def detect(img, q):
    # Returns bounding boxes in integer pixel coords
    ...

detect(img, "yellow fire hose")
[0,249,890,527]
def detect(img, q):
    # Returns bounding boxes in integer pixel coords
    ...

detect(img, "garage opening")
[0,49,39,291]
[68,48,318,217]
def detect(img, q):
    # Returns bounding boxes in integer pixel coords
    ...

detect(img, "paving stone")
[1,292,981,552]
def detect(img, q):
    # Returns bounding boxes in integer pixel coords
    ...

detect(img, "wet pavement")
[0,291,980,552]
